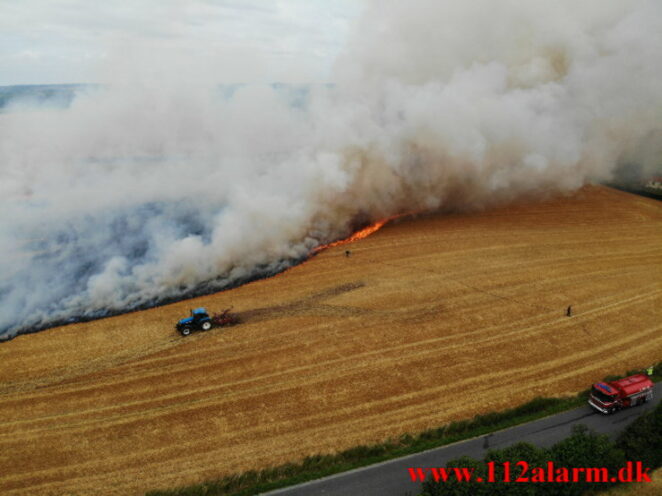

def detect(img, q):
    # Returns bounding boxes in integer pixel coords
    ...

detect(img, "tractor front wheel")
[180,327,192,336]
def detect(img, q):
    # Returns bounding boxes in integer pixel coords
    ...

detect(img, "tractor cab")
[190,307,210,321]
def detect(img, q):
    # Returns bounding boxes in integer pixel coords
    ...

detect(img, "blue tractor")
[176,307,240,336]
[176,307,213,336]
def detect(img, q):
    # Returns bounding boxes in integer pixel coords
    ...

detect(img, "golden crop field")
[0,185,660,496]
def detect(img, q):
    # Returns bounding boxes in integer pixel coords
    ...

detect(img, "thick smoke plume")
[1,0,661,339]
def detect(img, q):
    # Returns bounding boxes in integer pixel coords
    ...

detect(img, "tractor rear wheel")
[202,322,212,331]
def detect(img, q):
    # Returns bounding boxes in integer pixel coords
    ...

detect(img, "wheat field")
[0,185,660,495]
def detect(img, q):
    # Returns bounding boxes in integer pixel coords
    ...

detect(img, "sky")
[0,0,362,86]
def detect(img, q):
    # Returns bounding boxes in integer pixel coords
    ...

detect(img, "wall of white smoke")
[1,0,661,339]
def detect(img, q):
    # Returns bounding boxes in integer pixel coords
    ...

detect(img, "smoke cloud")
[1,0,661,339]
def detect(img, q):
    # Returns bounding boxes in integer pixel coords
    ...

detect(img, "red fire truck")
[588,374,654,414]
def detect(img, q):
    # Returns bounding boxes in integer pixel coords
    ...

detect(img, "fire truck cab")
[588,374,654,414]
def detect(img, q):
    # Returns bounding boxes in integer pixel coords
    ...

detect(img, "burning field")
[2,4,662,494]
[0,185,660,496]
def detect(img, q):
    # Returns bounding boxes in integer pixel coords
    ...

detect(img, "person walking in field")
[566,305,572,317]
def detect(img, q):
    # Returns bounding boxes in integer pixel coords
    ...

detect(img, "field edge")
[145,364,662,496]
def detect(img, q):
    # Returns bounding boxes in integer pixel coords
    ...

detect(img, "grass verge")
[147,363,662,496]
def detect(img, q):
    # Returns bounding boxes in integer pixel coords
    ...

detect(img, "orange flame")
[313,215,402,255]
[219,213,413,291]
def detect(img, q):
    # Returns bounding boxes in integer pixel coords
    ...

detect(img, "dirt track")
[1,186,660,496]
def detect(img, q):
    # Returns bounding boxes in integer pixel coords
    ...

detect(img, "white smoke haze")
[1,0,661,339]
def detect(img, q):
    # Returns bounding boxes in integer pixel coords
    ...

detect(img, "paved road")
[264,383,660,496]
